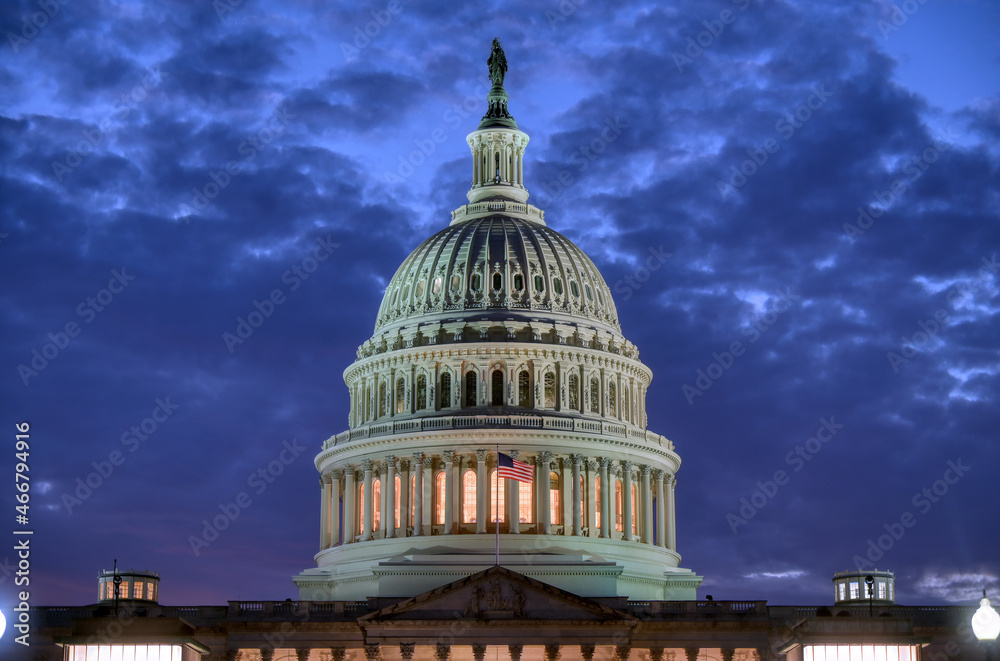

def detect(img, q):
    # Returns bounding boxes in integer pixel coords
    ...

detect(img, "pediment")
[359,566,634,624]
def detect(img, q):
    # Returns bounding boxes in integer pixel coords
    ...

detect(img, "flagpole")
[495,443,500,566]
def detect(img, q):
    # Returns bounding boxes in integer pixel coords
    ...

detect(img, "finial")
[480,38,517,129]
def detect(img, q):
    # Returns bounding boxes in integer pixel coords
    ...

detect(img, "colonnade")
[229,644,762,661]
[318,451,676,552]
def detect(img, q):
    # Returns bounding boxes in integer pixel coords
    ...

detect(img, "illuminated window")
[66,644,185,661]
[491,369,504,406]
[550,471,561,525]
[544,372,555,408]
[580,476,585,527]
[878,582,886,599]
[358,483,365,531]
[615,480,623,531]
[568,373,579,410]
[416,374,427,410]
[440,372,452,408]
[519,480,532,523]
[631,483,638,535]
[463,470,477,523]
[590,377,599,413]
[373,479,381,530]
[595,476,601,528]
[146,581,156,601]
[838,583,845,601]
[490,469,506,522]
[133,581,143,599]
[849,582,859,599]
[410,474,416,522]
[396,378,405,414]
[465,371,477,407]
[394,475,401,529]
[608,381,617,418]
[432,276,442,295]
[518,371,530,407]
[434,472,446,524]
[803,646,917,661]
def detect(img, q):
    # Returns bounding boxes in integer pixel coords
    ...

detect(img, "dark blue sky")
[1,0,998,609]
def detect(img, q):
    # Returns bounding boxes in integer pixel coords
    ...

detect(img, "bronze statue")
[487,37,507,86]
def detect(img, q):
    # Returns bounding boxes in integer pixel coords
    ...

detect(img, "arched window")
[372,478,381,530]
[615,479,623,532]
[492,272,502,290]
[434,472,446,525]
[570,280,580,298]
[590,377,599,413]
[440,372,452,408]
[451,274,462,292]
[624,386,630,423]
[416,374,427,410]
[631,483,638,536]
[595,476,601,529]
[415,280,425,298]
[378,382,386,417]
[608,381,617,418]
[472,272,482,291]
[513,273,524,291]
[553,277,563,295]
[432,276,442,295]
[491,369,504,406]
[533,274,544,292]
[568,373,579,411]
[395,378,405,414]
[394,475,401,530]
[543,372,555,408]
[518,371,530,407]
[519,480,532,523]
[465,371,478,407]
[489,470,506,522]
[462,470,477,523]
[550,471,561,525]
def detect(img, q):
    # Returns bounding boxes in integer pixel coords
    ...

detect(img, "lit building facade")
[25,40,983,661]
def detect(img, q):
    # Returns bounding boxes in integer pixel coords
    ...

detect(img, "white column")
[362,460,374,541]
[476,450,487,534]
[379,463,387,538]
[538,452,551,534]
[599,457,610,538]
[330,470,342,547]
[641,466,653,544]
[666,475,677,550]
[622,461,633,542]
[399,459,410,536]
[343,466,356,543]
[412,453,423,536]
[586,460,597,537]
[422,456,432,534]
[320,474,331,550]
[571,455,583,536]
[561,458,572,535]
[443,450,455,534]
[386,456,397,539]
[654,469,665,548]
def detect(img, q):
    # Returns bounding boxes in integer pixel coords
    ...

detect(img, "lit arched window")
[519,480,532,523]
[543,372,555,408]
[615,479,623,532]
[416,374,427,410]
[550,471,561,525]
[434,472,446,525]
[631,483,639,536]
[465,371,478,407]
[440,372,452,408]
[462,470,477,523]
[608,381,617,418]
[491,369,504,406]
[590,377,599,413]
[568,373,579,411]
[489,469,506,522]
[518,371,530,407]
[396,378,405,414]
[372,479,381,530]
[595,476,601,529]
[394,475,401,530]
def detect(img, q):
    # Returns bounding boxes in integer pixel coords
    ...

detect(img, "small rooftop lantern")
[973,591,1000,661]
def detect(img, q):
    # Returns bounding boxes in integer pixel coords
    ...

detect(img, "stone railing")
[627,601,769,616]
[325,414,674,451]
[450,200,545,225]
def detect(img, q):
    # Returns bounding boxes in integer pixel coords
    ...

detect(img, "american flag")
[498,452,534,483]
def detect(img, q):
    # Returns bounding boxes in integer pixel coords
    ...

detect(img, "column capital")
[509,645,524,661]
[538,450,553,463]
[423,456,433,468]
[650,650,664,661]
[640,464,651,477]
[443,450,455,463]
[545,644,561,661]
[472,645,487,661]
[721,649,735,661]
[386,455,398,468]
[399,458,410,471]
[570,453,584,465]
[400,643,416,661]
[362,459,374,471]
[296,650,310,661]
[365,644,382,661]
[652,468,663,480]
[508,449,520,459]
[436,644,451,661]
[597,456,609,468]
[586,459,598,472]
[412,451,424,463]
[476,449,488,460]
[580,645,596,661]
[622,460,634,473]
[330,468,344,480]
